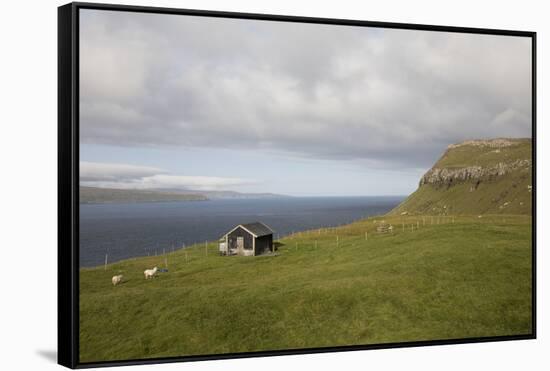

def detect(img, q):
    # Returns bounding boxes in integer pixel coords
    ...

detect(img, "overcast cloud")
[80,161,257,190]
[79,10,532,194]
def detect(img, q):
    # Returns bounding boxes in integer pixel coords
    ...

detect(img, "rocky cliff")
[389,138,532,216]
[420,159,531,186]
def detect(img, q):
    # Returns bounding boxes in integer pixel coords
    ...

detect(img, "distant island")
[79,186,207,204]
[79,186,288,204]
[170,189,289,200]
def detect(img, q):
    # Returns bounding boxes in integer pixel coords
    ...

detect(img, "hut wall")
[228,227,254,252]
[254,234,273,255]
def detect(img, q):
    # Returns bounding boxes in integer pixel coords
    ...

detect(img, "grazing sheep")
[144,267,158,280]
[112,275,123,286]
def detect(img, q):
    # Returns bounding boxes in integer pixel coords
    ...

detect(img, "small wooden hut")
[219,222,274,256]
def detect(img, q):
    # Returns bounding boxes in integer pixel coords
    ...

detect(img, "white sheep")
[112,275,123,286]
[144,267,158,280]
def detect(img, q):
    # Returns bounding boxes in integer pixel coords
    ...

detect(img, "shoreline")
[79,196,405,267]
[80,212,532,271]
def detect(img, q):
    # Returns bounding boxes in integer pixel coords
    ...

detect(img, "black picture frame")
[58,2,537,368]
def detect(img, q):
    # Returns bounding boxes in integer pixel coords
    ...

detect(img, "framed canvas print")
[58,2,536,368]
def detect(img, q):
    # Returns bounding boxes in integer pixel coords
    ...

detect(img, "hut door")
[236,237,244,254]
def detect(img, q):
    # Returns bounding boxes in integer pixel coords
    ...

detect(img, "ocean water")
[79,196,403,267]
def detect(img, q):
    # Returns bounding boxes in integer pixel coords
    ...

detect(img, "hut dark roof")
[241,222,273,237]
[223,222,274,238]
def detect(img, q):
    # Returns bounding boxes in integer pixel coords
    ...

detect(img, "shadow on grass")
[36,350,56,363]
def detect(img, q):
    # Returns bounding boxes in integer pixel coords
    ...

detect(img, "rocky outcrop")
[389,138,532,216]
[420,159,531,186]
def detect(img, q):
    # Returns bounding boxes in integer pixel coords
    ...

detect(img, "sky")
[79,9,532,197]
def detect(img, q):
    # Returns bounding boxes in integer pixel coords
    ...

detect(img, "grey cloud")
[80,10,532,169]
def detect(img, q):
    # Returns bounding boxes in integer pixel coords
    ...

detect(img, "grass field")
[79,214,532,363]
[435,139,531,169]
[390,171,532,216]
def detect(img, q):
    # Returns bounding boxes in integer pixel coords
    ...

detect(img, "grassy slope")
[392,172,532,215]
[435,139,531,168]
[390,140,532,216]
[80,214,532,363]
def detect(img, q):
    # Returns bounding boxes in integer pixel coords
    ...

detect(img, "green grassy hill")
[389,138,532,216]
[80,214,532,363]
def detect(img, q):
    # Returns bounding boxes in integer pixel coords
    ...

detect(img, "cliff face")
[419,159,532,186]
[390,138,532,216]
